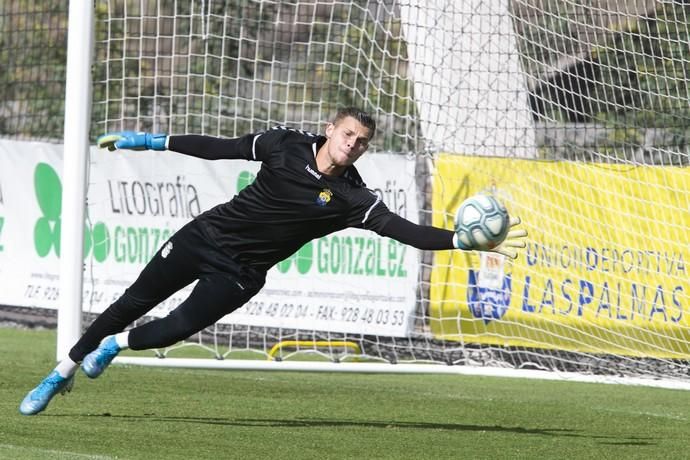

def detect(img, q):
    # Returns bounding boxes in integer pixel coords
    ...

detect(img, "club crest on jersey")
[316,188,333,206]
[161,241,173,258]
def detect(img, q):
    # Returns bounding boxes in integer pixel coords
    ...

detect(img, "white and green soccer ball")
[454,194,510,251]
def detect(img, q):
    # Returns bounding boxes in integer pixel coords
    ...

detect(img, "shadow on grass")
[47,413,657,445]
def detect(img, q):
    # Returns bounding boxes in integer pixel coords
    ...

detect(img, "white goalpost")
[53,0,690,389]
[58,0,95,362]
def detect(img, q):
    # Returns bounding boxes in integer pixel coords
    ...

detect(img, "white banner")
[0,140,419,337]
[231,154,420,336]
[0,141,66,308]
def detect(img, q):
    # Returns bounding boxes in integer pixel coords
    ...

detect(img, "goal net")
[5,1,689,386]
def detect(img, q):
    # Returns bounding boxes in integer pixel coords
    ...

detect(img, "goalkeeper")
[19,107,526,415]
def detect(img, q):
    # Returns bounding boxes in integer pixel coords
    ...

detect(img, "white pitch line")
[0,443,116,459]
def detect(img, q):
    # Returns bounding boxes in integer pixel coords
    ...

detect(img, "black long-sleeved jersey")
[169,126,454,272]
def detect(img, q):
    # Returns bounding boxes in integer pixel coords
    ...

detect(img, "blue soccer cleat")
[19,370,74,415]
[81,336,121,379]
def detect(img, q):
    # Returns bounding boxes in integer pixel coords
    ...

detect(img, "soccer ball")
[454,194,510,250]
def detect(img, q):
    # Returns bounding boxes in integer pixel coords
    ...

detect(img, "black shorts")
[70,219,266,359]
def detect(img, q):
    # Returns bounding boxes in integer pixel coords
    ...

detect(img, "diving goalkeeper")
[19,107,527,415]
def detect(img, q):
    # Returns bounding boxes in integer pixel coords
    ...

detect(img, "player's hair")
[333,107,376,139]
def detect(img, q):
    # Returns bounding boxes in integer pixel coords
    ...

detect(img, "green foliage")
[0,1,68,140]
[2,1,418,150]
[2,1,688,159]
[308,6,416,152]
[521,2,690,162]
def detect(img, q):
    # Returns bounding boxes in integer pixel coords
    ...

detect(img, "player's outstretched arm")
[98,131,262,161]
[97,131,167,151]
[378,214,527,259]
[453,215,528,259]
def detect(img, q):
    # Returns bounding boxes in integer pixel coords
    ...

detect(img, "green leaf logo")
[237,170,255,192]
[34,163,62,257]
[276,242,313,274]
[33,162,110,260]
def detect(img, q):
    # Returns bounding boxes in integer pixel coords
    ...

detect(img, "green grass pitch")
[2,326,690,459]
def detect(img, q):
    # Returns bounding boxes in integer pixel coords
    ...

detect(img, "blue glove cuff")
[146,133,168,151]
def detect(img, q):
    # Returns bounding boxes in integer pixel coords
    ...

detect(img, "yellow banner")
[430,155,690,358]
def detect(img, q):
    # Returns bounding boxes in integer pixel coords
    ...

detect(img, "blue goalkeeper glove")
[453,216,528,259]
[96,131,168,151]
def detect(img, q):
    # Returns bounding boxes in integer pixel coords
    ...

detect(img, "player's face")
[324,116,372,167]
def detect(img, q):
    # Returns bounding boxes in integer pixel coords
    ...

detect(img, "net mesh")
[0,1,68,141]
[2,0,689,384]
[93,0,421,153]
[91,1,690,382]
